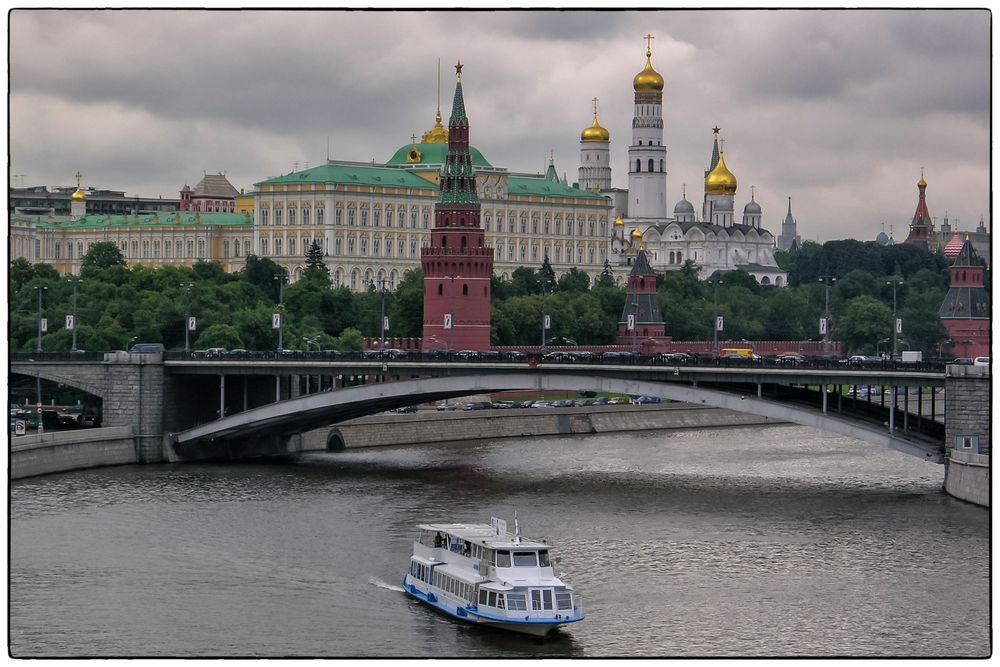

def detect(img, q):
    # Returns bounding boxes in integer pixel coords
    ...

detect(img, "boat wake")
[369,576,405,593]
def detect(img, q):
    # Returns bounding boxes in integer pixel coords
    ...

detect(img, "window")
[648,158,654,172]
[335,238,342,255]
[187,240,194,257]
[373,208,380,227]
[348,207,355,226]
[165,240,172,258]
[386,209,393,227]
[423,210,429,228]
[531,589,553,611]
[373,239,380,256]
[262,209,269,225]
[513,551,537,567]
[348,238,355,255]
[361,207,368,226]
[636,159,641,172]
[288,208,296,225]
[660,159,665,172]
[289,238,296,256]
[555,592,572,610]
[302,207,310,225]
[275,208,283,226]
[495,550,511,567]
[411,209,418,228]
[317,207,324,225]
[532,216,539,234]
[538,550,550,567]
[398,240,404,257]
[275,238,282,256]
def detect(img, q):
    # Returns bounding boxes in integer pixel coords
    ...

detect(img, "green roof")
[259,163,437,189]
[507,176,607,200]
[39,212,253,230]
[385,142,492,168]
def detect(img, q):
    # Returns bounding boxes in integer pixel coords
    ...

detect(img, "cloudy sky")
[9,7,991,243]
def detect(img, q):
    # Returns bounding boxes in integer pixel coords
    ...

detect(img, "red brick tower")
[939,235,990,358]
[421,62,494,351]
[904,171,936,248]
[617,248,666,351]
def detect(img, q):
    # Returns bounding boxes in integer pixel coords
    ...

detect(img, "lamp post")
[274,273,287,353]
[35,284,48,353]
[180,282,194,353]
[631,300,639,355]
[447,274,459,352]
[818,275,836,350]
[67,276,81,352]
[708,278,723,356]
[378,277,387,351]
[886,276,904,359]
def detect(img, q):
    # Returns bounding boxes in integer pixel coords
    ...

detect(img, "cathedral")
[582,36,789,286]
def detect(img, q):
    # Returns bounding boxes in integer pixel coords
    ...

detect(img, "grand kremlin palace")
[16,110,613,289]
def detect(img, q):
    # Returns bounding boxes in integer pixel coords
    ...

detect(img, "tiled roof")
[192,174,240,198]
[39,211,252,230]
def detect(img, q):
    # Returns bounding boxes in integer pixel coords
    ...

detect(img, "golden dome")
[613,215,625,227]
[633,50,664,93]
[917,174,927,188]
[71,186,87,201]
[421,111,448,144]
[630,228,643,239]
[581,114,610,142]
[705,151,737,196]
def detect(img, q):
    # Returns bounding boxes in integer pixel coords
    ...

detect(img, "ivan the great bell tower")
[421,62,494,351]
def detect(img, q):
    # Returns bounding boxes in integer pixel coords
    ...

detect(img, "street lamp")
[631,300,639,354]
[274,273,287,352]
[886,276,904,358]
[708,278,723,356]
[66,276,81,352]
[378,277,388,351]
[180,282,194,353]
[818,275,836,349]
[447,273,459,352]
[35,284,48,353]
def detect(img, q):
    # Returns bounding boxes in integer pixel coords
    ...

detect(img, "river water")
[9,423,990,658]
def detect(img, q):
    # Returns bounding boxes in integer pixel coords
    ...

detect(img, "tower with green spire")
[421,62,494,352]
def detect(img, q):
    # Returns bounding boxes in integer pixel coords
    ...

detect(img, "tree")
[241,254,287,302]
[302,240,329,282]
[10,257,35,293]
[595,259,616,289]
[194,324,244,349]
[557,267,591,293]
[390,269,424,336]
[80,241,127,278]
[835,295,893,354]
[510,266,540,296]
[334,327,364,351]
[538,255,558,294]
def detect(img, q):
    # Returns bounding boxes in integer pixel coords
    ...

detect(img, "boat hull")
[403,579,580,638]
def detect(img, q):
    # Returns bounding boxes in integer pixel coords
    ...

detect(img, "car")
[129,342,165,354]
[506,351,527,361]
[462,401,491,411]
[973,357,990,366]
[455,350,480,359]
[607,397,627,405]
[204,347,228,356]
[948,358,974,365]
[491,401,516,409]
[530,401,553,408]
[542,352,569,362]
[394,405,418,413]
[436,401,458,411]
[229,348,249,355]
[601,351,634,362]
[519,400,535,408]
[573,399,593,407]
[776,353,806,365]
[569,351,594,361]
[593,397,610,405]
[658,352,693,364]
[550,399,572,407]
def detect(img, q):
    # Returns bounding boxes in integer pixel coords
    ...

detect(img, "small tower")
[579,97,611,193]
[421,62,494,352]
[938,235,990,358]
[70,171,87,218]
[741,186,762,229]
[904,170,935,247]
[672,184,696,223]
[618,248,666,348]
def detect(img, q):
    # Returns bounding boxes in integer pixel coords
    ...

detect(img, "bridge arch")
[174,372,943,462]
[10,366,105,399]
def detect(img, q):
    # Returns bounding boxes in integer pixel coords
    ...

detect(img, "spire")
[450,61,467,124]
[706,126,721,177]
[439,61,478,207]
[784,196,794,224]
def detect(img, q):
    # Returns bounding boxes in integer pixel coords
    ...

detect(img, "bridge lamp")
[180,282,195,353]
[35,284,48,353]
[66,276,82,352]
[274,273,287,353]
[886,276,904,358]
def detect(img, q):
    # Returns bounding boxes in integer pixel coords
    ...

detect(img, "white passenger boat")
[402,517,584,637]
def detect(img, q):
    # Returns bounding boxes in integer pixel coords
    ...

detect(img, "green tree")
[334,327,364,351]
[557,267,591,293]
[389,269,424,336]
[194,324,244,349]
[835,295,893,354]
[510,266,539,296]
[80,241,127,278]
[302,239,329,282]
[242,254,287,302]
[596,259,617,289]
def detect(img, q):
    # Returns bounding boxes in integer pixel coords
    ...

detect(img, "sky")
[8,7,992,243]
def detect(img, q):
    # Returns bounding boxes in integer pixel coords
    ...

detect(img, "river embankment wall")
[944,450,990,507]
[10,426,136,480]
[302,404,779,451]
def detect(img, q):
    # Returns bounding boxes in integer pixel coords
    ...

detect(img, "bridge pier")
[943,365,990,506]
[101,353,167,463]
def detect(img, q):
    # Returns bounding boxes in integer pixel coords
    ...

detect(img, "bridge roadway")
[164,357,946,463]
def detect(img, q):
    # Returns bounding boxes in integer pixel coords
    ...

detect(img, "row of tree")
[10,239,978,356]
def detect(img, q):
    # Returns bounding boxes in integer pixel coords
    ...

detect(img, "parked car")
[593,397,610,405]
[129,342,165,354]
[776,353,806,365]
[519,400,535,408]
[462,401,492,411]
[948,358,974,365]
[506,351,528,361]
[658,352,693,364]
[491,401,516,409]
[601,351,634,362]
[573,399,593,407]
[607,397,627,405]
[542,352,569,362]
[393,405,418,413]
[973,357,990,366]
[569,351,594,361]
[204,347,228,356]
[530,401,553,408]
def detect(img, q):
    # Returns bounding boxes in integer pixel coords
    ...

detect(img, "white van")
[973,356,990,366]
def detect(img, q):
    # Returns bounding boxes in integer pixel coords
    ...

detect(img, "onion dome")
[705,151,737,196]
[631,228,643,240]
[421,110,449,144]
[876,231,890,245]
[581,114,610,142]
[71,186,87,201]
[633,46,664,93]
[674,197,695,215]
[614,214,625,227]
[743,198,761,215]
[944,232,964,257]
[918,173,927,188]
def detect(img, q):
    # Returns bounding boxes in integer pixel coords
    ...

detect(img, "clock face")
[406,147,422,163]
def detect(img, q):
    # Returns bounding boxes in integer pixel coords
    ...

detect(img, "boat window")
[488,592,497,607]
[496,551,511,567]
[538,550,550,567]
[497,594,506,610]
[513,551,537,567]
[479,589,487,605]
[542,589,553,610]
[555,592,573,610]
[531,589,554,611]
[507,593,527,611]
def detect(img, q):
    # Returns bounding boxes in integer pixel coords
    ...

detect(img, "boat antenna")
[514,510,521,544]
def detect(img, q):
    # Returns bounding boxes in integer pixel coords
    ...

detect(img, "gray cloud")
[9,8,990,243]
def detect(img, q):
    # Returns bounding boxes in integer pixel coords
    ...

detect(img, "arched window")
[360,207,368,226]
[262,209,269,225]
[288,208,296,225]
[302,208,310,225]
[462,284,469,296]
[648,158,654,172]
[317,207,324,225]
[289,238,296,256]
[659,159,665,172]
[275,208,283,225]
[636,159,641,172]
[348,207,355,226]
[274,238,282,256]
[386,209,393,227]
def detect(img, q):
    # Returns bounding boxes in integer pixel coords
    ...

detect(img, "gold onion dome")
[71,187,87,201]
[581,114,610,142]
[630,228,643,240]
[421,111,448,144]
[918,174,927,188]
[705,151,738,196]
[614,214,625,227]
[633,50,664,92]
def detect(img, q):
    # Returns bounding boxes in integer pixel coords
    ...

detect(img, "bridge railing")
[10,351,107,362]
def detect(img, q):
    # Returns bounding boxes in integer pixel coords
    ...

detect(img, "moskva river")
[10,424,989,658]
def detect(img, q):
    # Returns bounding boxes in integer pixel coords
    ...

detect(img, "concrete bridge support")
[100,353,167,463]
[943,365,990,506]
